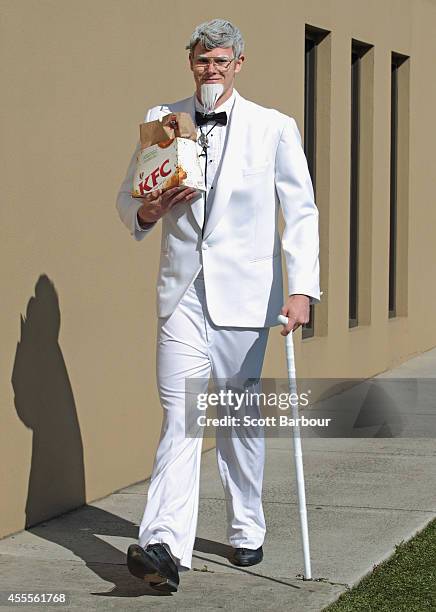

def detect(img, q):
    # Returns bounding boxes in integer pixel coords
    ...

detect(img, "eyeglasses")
[192,56,236,72]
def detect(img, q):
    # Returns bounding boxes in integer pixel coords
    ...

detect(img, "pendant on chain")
[198,132,209,149]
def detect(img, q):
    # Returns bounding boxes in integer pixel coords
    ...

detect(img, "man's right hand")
[137,187,198,225]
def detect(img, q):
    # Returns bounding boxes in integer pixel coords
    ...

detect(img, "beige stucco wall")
[1,0,435,539]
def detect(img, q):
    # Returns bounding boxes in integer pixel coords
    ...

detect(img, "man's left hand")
[280,295,310,336]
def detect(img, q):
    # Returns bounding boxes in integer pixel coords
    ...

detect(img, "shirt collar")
[194,89,236,117]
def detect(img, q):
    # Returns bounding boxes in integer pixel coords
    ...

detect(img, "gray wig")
[185,19,245,58]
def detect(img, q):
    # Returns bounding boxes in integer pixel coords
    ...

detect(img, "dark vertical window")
[303,26,327,339]
[304,37,317,190]
[349,48,360,327]
[389,56,399,317]
[303,35,316,339]
[347,39,376,329]
[388,51,410,319]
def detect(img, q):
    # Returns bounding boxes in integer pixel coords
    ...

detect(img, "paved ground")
[1,349,435,611]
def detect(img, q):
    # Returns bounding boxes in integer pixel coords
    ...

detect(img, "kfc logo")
[138,159,172,194]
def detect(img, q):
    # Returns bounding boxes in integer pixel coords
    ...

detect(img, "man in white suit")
[117,19,320,592]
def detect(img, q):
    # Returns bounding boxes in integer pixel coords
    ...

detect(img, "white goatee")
[200,83,224,114]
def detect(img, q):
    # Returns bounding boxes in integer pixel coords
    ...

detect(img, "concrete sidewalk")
[1,350,435,611]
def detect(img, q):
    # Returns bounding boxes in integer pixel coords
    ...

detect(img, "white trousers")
[138,271,270,571]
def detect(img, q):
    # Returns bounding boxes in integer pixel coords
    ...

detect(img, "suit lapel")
[202,90,245,240]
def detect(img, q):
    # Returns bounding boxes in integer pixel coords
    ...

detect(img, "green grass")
[323,518,436,612]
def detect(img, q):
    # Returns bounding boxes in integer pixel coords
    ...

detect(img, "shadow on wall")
[9,275,171,596]
[11,274,86,525]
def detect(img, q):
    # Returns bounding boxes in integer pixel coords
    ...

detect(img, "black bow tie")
[195,111,227,126]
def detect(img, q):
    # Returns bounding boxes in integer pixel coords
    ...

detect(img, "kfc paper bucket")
[132,113,205,197]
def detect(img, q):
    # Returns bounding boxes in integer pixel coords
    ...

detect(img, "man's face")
[189,44,244,103]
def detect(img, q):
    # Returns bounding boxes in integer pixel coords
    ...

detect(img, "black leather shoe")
[230,545,263,567]
[127,543,179,592]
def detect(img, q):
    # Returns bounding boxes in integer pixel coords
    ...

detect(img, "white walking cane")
[277,314,312,580]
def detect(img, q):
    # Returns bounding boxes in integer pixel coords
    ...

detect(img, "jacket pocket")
[241,163,269,176]
[250,251,280,262]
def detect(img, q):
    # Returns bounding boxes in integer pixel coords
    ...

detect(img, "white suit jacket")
[116,89,320,327]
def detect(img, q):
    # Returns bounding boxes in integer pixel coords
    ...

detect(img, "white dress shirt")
[194,90,235,225]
